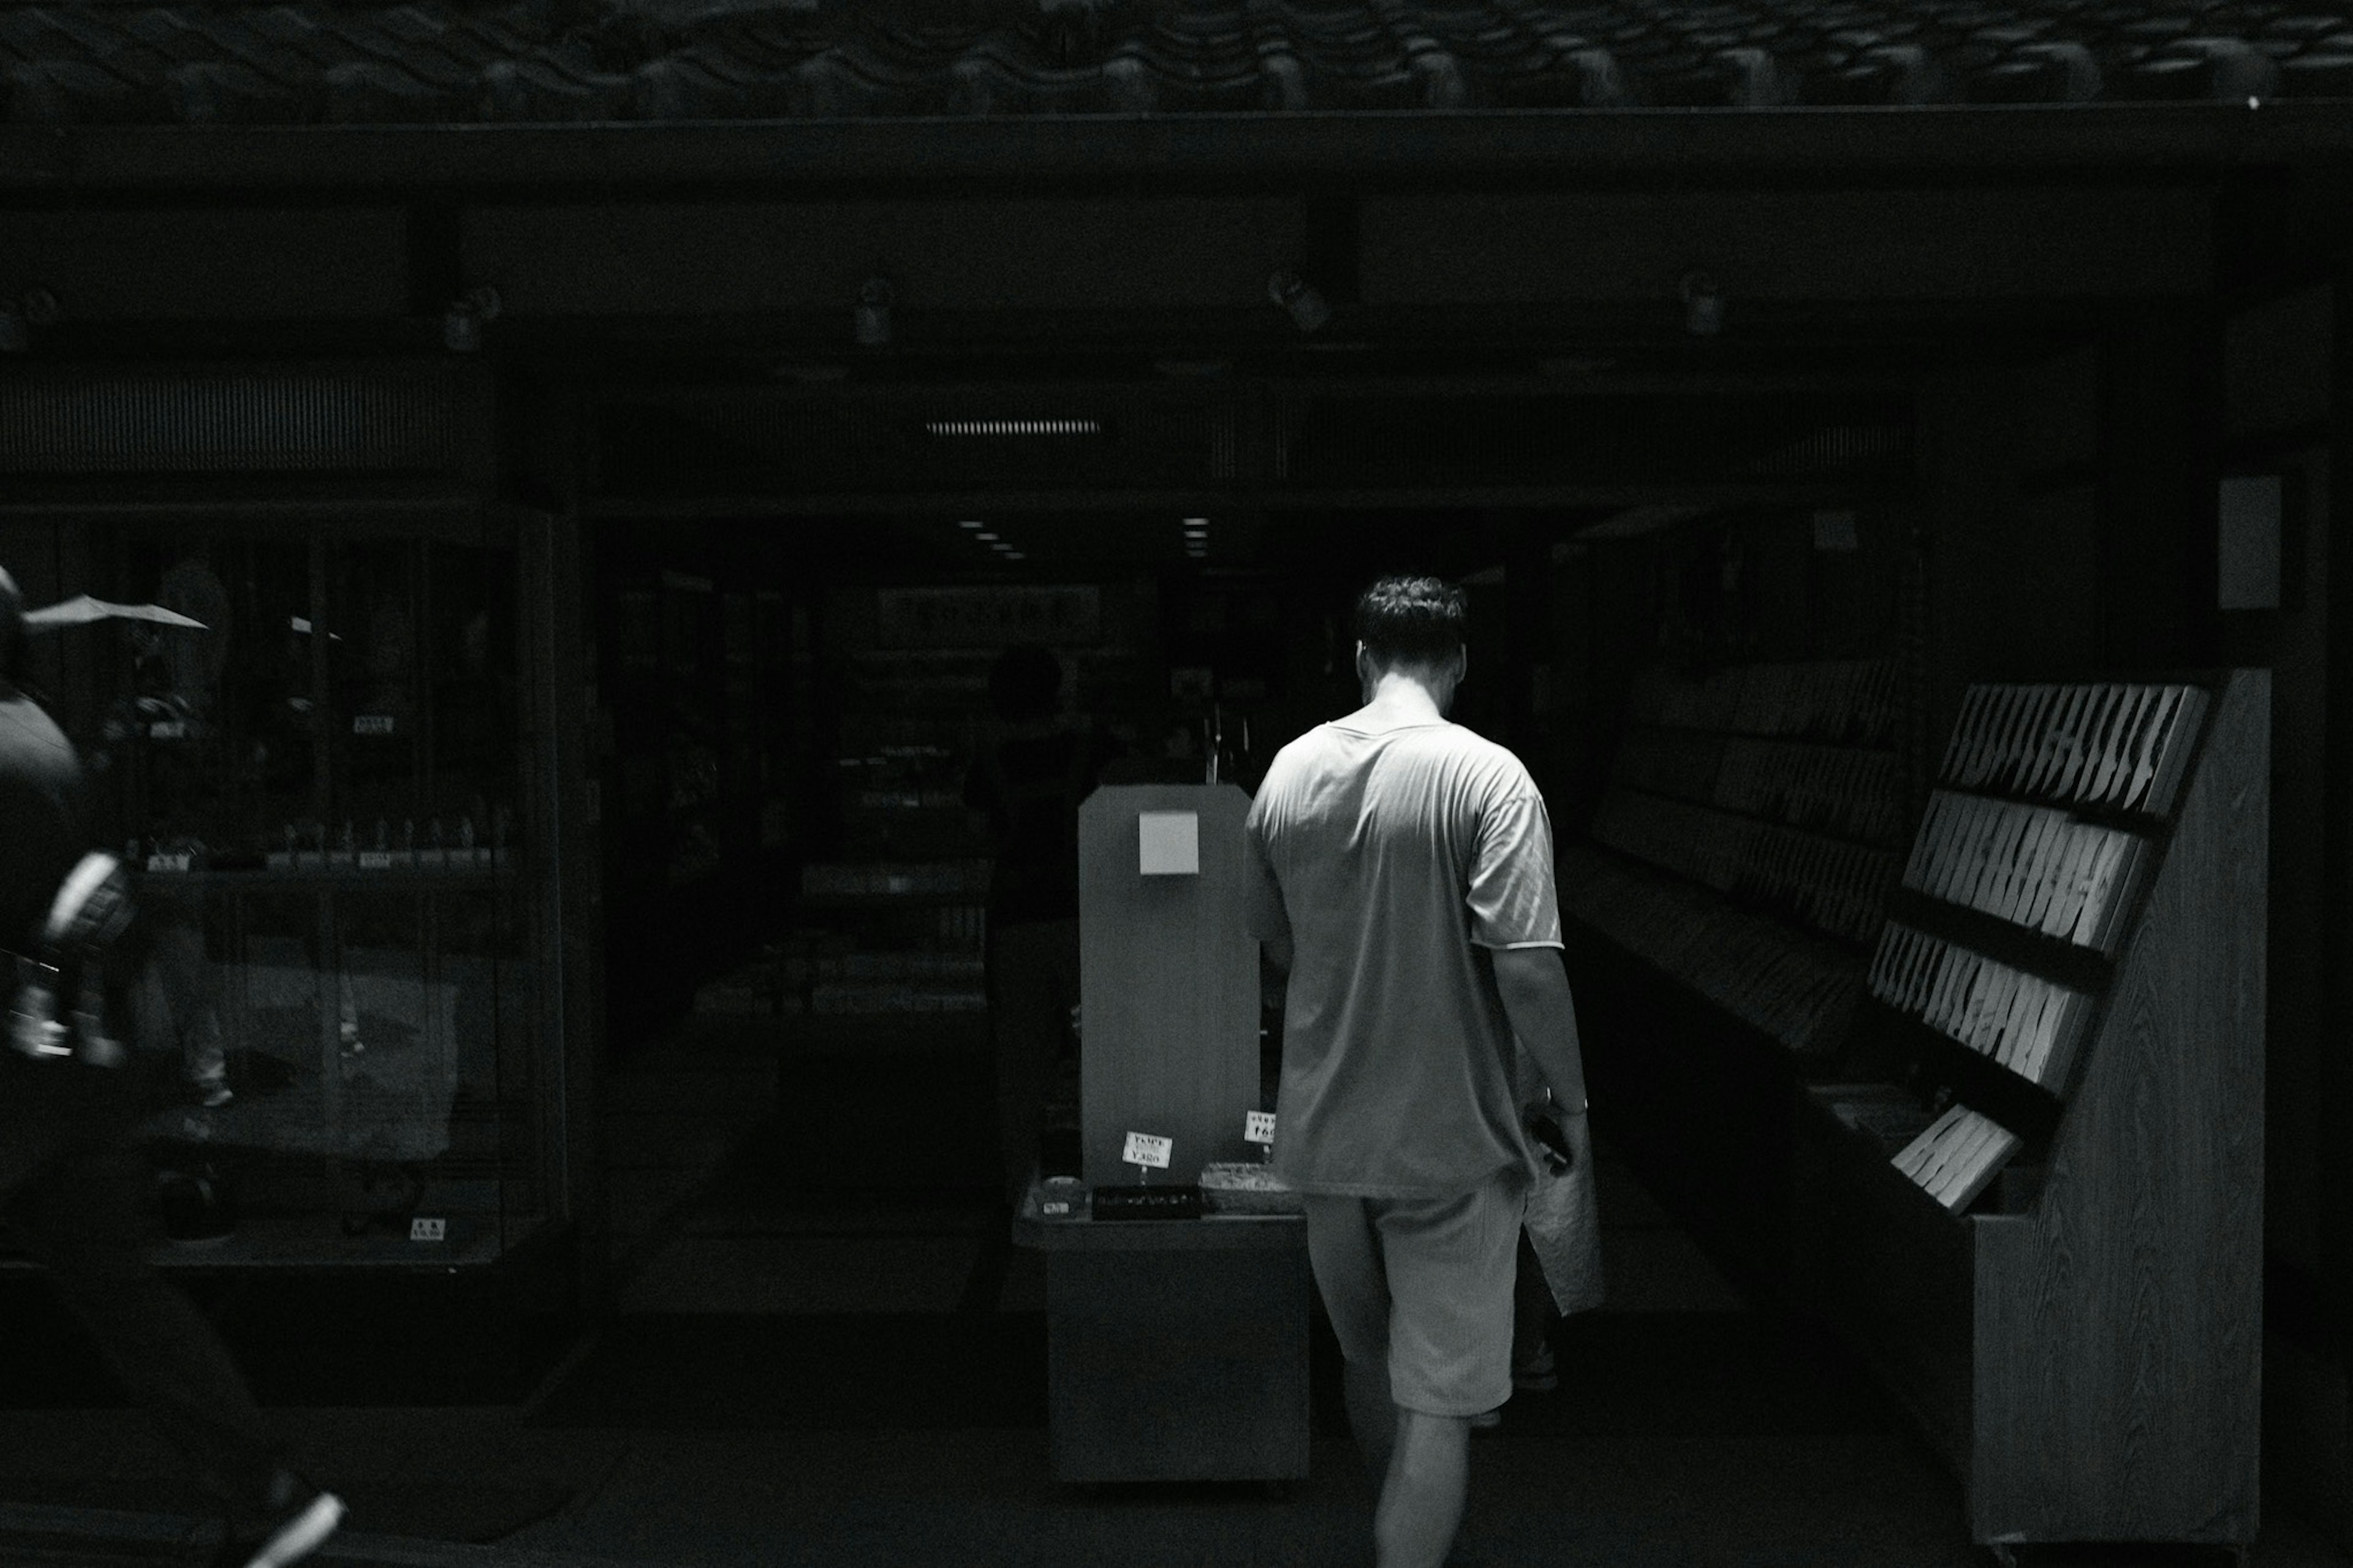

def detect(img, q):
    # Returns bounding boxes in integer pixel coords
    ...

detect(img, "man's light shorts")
[1300,1165,1528,1418]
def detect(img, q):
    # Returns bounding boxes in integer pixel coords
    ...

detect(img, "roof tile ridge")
[1240,0,1311,105]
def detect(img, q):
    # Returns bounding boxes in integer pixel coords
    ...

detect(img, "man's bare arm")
[1491,945,1586,1112]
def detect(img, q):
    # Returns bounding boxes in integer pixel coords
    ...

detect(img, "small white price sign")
[145,854,192,874]
[352,714,396,737]
[1245,1112,1277,1145]
[409,1217,447,1243]
[1121,1131,1173,1170]
[358,852,395,871]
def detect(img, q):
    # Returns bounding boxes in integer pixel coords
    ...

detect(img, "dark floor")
[0,1010,2342,1567]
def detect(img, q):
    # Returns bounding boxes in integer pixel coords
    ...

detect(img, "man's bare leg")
[1343,1355,1398,1482]
[1374,1409,1472,1568]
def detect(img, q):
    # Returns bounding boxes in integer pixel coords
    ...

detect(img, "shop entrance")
[510,328,2298,1561]
[566,472,1870,1387]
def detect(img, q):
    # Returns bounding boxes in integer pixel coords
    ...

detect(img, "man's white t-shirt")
[1243,718,1563,1199]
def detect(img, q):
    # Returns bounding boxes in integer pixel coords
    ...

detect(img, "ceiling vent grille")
[0,368,466,475]
[922,418,1105,437]
[1737,423,1915,479]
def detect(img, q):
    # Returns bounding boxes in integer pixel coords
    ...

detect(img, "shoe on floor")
[1512,1344,1559,1392]
[213,1478,344,1568]
[1469,1407,1503,1431]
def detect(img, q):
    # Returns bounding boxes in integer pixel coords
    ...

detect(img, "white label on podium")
[1138,811,1200,876]
[1245,1111,1277,1145]
[1122,1131,1173,1169]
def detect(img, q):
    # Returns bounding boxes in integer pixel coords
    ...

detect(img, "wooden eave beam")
[0,104,2343,197]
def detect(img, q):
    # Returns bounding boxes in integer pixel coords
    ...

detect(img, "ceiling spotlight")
[958,520,985,531]
[975,531,999,541]
[441,286,500,354]
[855,276,894,349]
[1268,269,1333,335]
[1680,270,1726,337]
[440,285,501,354]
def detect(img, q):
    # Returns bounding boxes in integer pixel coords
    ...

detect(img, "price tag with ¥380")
[1245,1112,1277,1146]
[1122,1131,1173,1171]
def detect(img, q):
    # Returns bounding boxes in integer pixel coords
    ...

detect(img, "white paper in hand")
[1523,1145,1606,1317]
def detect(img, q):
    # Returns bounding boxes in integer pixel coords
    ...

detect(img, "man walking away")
[1245,575,1591,1568]
[0,566,343,1568]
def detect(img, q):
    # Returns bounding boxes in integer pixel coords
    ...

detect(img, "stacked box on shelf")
[793,862,991,1015]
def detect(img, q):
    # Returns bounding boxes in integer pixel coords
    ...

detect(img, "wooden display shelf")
[138,863,513,892]
[1012,1202,1306,1254]
[1795,670,2266,1556]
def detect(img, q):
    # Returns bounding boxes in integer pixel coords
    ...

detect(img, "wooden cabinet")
[1014,1187,1309,1487]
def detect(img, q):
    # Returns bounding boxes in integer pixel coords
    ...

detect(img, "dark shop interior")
[2,2,2352,1565]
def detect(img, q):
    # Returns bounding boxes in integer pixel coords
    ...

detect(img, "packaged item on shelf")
[1892,1104,2021,1213]
[1198,1162,1303,1214]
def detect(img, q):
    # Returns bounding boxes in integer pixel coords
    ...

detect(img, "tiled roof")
[2,0,2351,124]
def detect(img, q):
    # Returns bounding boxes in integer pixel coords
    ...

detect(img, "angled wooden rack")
[1795,670,2265,1556]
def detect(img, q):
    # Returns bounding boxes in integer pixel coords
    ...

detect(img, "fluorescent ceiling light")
[958,520,985,531]
[975,532,999,541]
[1575,503,1714,540]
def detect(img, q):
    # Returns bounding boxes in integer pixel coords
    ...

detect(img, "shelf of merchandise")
[1556,656,1911,1293]
[1794,671,2263,1555]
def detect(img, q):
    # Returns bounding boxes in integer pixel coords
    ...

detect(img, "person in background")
[0,566,344,1568]
[964,644,1120,1208]
[1245,575,1590,1568]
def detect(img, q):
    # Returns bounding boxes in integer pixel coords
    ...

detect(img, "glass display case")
[9,515,555,1265]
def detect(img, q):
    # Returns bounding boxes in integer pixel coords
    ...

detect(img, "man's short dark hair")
[1354,575,1466,670]
[988,643,1063,724]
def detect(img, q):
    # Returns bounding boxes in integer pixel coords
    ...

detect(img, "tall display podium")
[1012,784,1309,1487]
